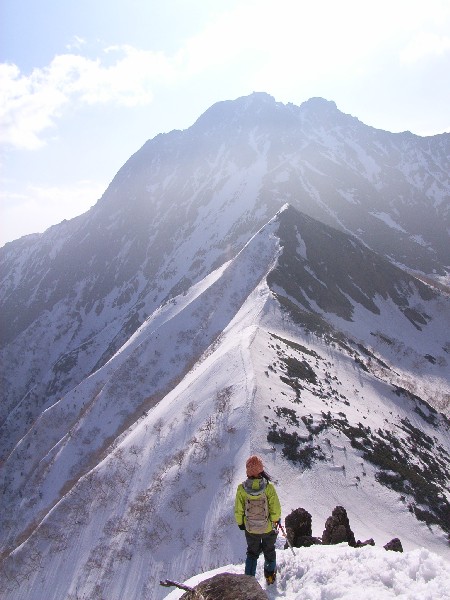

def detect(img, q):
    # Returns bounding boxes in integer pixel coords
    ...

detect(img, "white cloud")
[174,0,450,97]
[0,62,68,149]
[65,36,87,51]
[73,46,176,106]
[400,32,450,64]
[0,46,177,150]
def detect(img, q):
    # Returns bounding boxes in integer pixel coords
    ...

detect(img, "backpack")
[245,492,269,534]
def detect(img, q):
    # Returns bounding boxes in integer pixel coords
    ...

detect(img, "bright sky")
[1,0,450,247]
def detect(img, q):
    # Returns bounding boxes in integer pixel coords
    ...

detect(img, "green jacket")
[234,477,281,534]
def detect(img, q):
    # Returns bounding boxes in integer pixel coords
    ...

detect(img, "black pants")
[245,530,277,574]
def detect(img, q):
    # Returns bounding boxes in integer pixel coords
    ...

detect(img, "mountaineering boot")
[264,559,277,584]
[245,557,258,576]
[264,569,277,585]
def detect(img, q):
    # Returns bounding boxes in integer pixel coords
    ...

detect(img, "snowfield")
[165,544,450,599]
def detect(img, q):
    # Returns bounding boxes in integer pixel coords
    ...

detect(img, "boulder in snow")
[285,507,322,547]
[179,573,268,599]
[322,505,356,547]
[356,538,375,547]
[384,538,404,552]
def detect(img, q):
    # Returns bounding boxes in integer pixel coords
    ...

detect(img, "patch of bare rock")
[285,505,403,552]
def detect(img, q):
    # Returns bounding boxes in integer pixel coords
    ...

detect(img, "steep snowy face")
[0,212,281,552]
[267,206,449,411]
[263,207,450,541]
[269,205,438,323]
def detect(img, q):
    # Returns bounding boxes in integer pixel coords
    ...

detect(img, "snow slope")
[2,206,449,600]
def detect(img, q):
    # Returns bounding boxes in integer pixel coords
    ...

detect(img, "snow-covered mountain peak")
[298,96,340,121]
[190,91,287,137]
[194,93,341,132]
[1,94,449,600]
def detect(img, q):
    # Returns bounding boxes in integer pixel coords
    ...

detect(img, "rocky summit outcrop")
[285,507,321,547]
[179,573,268,600]
[284,506,402,552]
[322,505,357,547]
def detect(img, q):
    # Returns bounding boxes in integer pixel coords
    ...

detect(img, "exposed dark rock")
[286,507,312,537]
[285,507,322,547]
[180,573,268,599]
[384,538,404,552]
[356,538,375,547]
[322,506,356,547]
[285,505,402,552]
[289,535,322,548]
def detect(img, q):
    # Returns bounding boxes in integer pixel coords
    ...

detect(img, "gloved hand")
[238,523,246,530]
[272,519,281,530]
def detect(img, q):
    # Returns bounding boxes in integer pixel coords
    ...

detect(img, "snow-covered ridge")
[2,203,449,600]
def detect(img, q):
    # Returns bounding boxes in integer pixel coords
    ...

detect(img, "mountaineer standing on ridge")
[234,455,282,584]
